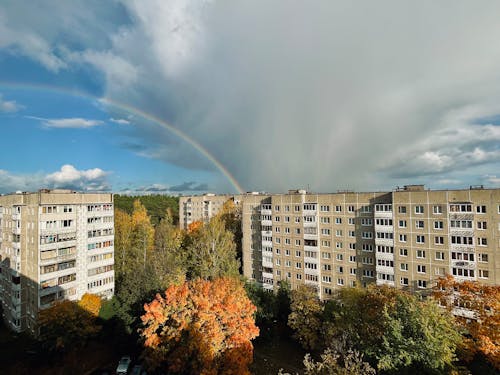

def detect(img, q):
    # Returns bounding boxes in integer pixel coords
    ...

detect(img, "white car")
[116,356,131,374]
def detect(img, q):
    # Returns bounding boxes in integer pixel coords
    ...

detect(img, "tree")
[78,293,102,317]
[186,216,240,280]
[328,285,460,373]
[114,209,133,279]
[38,300,101,352]
[131,200,155,270]
[140,277,259,374]
[434,275,500,370]
[288,285,323,351]
[302,348,375,375]
[152,210,186,288]
[216,200,243,270]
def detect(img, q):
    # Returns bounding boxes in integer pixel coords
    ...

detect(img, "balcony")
[376,279,395,286]
[261,230,272,237]
[375,265,395,275]
[261,209,272,216]
[12,213,21,220]
[262,259,273,268]
[303,209,317,216]
[448,213,474,221]
[375,252,394,261]
[13,227,21,235]
[261,219,272,226]
[303,221,317,228]
[450,244,475,253]
[449,228,474,237]
[374,238,394,247]
[451,260,476,269]
[261,240,273,248]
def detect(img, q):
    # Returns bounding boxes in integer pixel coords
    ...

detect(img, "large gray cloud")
[3,1,500,191]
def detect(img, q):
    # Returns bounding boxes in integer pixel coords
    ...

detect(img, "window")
[285,238,291,245]
[337,278,344,286]
[415,206,424,214]
[321,217,330,224]
[478,253,488,263]
[416,250,426,258]
[275,216,280,222]
[295,250,301,257]
[417,265,426,274]
[335,205,342,212]
[322,252,331,259]
[285,260,291,267]
[324,287,333,295]
[435,268,446,276]
[452,268,474,277]
[400,277,409,286]
[434,236,444,245]
[417,280,427,289]
[336,242,343,249]
[335,217,342,224]
[296,274,302,280]
[478,237,487,246]
[398,220,407,228]
[348,217,355,225]
[477,221,487,230]
[274,205,280,211]
[285,227,290,234]
[476,205,486,214]
[323,264,332,271]
[416,235,425,244]
[435,251,445,260]
[322,228,331,235]
[434,221,444,229]
[348,230,355,237]
[285,205,290,212]
[294,205,300,212]
[398,206,407,214]
[295,239,301,246]
[433,205,443,214]
[362,232,373,239]
[415,220,424,229]
[362,243,373,252]
[399,234,407,242]
[400,263,408,271]
[479,270,489,279]
[295,262,302,269]
[321,240,331,247]
[285,249,290,256]
[295,228,301,234]
[276,259,281,266]
[400,248,408,256]
[284,216,290,223]
[294,217,300,223]
[348,205,355,212]
[62,219,73,228]
[361,218,372,226]
[349,255,356,262]
[320,205,330,212]
[349,243,356,250]
[336,254,343,261]
[322,276,332,283]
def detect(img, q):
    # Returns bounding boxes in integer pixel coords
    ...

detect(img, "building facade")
[0,190,114,334]
[179,194,242,230]
[241,186,500,299]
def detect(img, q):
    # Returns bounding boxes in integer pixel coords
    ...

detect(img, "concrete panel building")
[0,189,114,334]
[179,194,242,230]
[240,186,499,299]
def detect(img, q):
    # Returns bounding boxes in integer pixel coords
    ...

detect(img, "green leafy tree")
[328,286,460,373]
[152,210,186,288]
[186,215,240,280]
[288,285,323,350]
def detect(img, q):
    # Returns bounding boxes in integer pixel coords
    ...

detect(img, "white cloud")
[110,117,130,125]
[0,93,23,112]
[0,165,111,193]
[483,175,500,186]
[40,117,104,129]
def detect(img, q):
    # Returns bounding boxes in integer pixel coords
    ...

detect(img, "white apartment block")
[0,189,114,334]
[179,193,242,230]
[240,186,500,299]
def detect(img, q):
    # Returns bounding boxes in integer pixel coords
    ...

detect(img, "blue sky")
[1,1,500,194]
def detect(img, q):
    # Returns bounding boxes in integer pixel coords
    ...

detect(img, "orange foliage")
[78,293,102,317]
[140,277,259,374]
[434,275,500,369]
[187,220,203,233]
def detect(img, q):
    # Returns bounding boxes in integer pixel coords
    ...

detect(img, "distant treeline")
[114,194,180,225]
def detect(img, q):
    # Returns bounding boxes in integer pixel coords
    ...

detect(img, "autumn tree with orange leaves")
[434,275,500,370]
[140,277,259,374]
[78,293,102,317]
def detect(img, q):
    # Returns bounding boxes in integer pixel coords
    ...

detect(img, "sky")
[1,1,500,195]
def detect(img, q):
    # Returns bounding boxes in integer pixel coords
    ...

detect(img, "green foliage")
[114,194,179,225]
[185,215,240,280]
[288,285,323,351]
[326,286,460,373]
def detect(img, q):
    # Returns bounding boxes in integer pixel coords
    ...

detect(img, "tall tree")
[434,275,500,370]
[78,293,102,317]
[131,199,155,271]
[186,216,240,280]
[152,210,186,288]
[114,209,133,279]
[288,285,323,351]
[140,277,259,374]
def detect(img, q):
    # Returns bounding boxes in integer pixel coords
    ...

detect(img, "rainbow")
[0,81,244,194]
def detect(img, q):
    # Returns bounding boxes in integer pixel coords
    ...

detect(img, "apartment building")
[0,189,114,334]
[241,186,500,299]
[179,193,242,230]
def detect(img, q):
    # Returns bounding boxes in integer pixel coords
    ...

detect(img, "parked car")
[116,356,131,374]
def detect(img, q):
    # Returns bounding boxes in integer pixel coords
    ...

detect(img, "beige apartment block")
[240,186,500,299]
[0,189,114,334]
[179,193,242,230]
